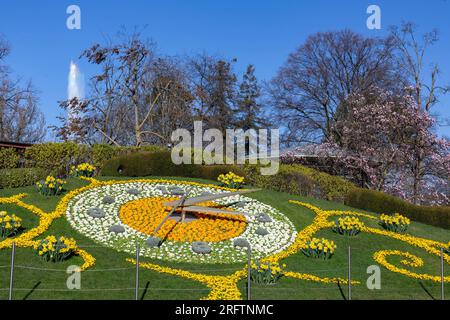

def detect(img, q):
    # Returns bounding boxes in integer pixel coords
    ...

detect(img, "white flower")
[66,181,297,264]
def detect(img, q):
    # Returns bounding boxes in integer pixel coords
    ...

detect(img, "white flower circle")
[66,181,297,264]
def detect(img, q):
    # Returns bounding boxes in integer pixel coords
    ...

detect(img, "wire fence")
[0,243,448,300]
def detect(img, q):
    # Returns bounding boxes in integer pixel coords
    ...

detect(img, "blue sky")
[1,0,449,139]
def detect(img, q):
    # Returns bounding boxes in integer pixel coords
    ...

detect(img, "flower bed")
[301,237,336,259]
[0,210,22,239]
[379,213,410,233]
[332,216,363,236]
[66,180,297,264]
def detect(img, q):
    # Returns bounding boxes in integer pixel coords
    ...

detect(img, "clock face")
[66,180,297,264]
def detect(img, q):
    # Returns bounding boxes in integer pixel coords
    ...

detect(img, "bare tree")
[0,36,45,143]
[146,58,194,144]
[390,22,450,113]
[54,31,194,146]
[269,30,402,146]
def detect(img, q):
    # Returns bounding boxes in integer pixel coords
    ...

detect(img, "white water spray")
[68,60,84,100]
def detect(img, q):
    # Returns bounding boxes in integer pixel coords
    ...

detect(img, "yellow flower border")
[1,178,448,300]
[289,201,450,284]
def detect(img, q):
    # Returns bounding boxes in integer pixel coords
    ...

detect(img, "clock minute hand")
[163,189,261,207]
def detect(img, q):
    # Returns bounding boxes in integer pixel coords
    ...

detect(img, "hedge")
[346,188,450,229]
[0,148,20,169]
[91,144,166,168]
[100,151,244,179]
[101,152,353,202]
[243,164,355,202]
[25,143,90,176]
[21,143,167,176]
[0,168,47,189]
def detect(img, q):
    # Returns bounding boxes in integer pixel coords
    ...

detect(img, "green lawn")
[0,176,448,300]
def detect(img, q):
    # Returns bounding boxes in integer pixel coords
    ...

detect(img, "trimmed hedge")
[23,143,168,175]
[243,164,355,202]
[91,144,167,168]
[0,148,20,169]
[25,143,90,176]
[100,151,244,179]
[0,168,47,189]
[346,188,450,229]
[101,151,353,202]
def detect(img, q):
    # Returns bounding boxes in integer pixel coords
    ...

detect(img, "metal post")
[441,248,445,300]
[348,246,352,300]
[247,246,251,300]
[9,242,16,301]
[135,244,140,301]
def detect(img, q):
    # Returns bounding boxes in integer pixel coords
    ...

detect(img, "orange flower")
[119,197,247,242]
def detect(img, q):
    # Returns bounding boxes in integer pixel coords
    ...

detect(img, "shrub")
[243,164,355,201]
[91,144,118,168]
[0,148,20,169]
[36,176,66,196]
[100,151,244,180]
[243,164,318,197]
[0,168,47,189]
[101,152,353,201]
[346,188,450,229]
[101,151,193,177]
[192,164,245,181]
[24,143,167,174]
[34,235,77,262]
[25,142,90,176]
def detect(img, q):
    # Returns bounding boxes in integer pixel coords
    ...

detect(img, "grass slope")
[0,176,448,300]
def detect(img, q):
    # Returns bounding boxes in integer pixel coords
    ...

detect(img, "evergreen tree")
[209,59,237,132]
[235,64,264,130]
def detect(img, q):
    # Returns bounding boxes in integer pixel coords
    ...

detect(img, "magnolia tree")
[281,87,449,205]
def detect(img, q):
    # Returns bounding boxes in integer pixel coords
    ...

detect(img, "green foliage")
[101,151,244,180]
[192,164,245,181]
[243,164,355,202]
[0,148,20,169]
[101,151,192,177]
[346,188,450,229]
[0,168,47,189]
[91,144,167,168]
[25,143,90,176]
[91,144,118,168]
[102,153,353,202]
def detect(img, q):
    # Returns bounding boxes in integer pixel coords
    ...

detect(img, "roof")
[0,140,34,149]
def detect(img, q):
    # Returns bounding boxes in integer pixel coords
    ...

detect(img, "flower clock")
[0,177,449,300]
[66,180,297,264]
